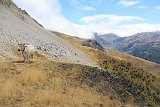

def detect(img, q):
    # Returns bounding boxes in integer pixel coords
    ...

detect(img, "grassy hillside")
[107,48,160,77]
[0,31,159,106]
[1,1,159,106]
[51,32,160,106]
[0,57,140,107]
[99,58,160,107]
[131,44,160,64]
[52,31,160,77]
[0,43,145,107]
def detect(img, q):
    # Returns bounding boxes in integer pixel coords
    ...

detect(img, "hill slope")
[51,31,160,107]
[0,0,96,66]
[55,31,160,77]
[0,1,160,107]
[0,56,146,107]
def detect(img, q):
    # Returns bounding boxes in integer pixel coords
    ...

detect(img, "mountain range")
[94,32,160,64]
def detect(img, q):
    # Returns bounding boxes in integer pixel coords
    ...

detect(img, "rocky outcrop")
[81,39,106,52]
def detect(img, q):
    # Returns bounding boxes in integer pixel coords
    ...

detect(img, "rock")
[81,39,106,52]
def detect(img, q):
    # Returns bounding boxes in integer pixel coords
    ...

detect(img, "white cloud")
[156,6,160,10]
[12,0,160,38]
[79,15,160,37]
[118,0,140,7]
[116,23,160,36]
[12,0,80,37]
[137,6,146,9]
[82,6,95,11]
[80,14,144,24]
[81,22,160,37]
[68,0,108,6]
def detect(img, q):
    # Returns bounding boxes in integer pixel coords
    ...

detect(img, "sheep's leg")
[31,54,33,62]
[32,54,34,62]
[25,53,28,63]
[28,54,30,63]
[23,52,26,62]
[26,56,28,63]
[23,55,25,62]
[24,56,26,62]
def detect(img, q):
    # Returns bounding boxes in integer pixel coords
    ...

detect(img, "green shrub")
[99,58,160,106]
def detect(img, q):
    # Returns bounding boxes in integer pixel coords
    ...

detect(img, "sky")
[12,0,160,38]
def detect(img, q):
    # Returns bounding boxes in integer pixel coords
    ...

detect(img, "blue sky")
[61,0,160,23]
[12,0,160,38]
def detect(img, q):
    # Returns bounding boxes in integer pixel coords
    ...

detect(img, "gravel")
[0,4,97,67]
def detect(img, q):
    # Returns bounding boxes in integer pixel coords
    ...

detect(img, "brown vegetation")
[0,58,137,107]
[54,32,160,78]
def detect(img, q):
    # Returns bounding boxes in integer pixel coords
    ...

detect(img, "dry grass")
[58,34,160,78]
[0,32,148,107]
[0,57,136,107]
[19,68,45,84]
[35,87,112,107]
[0,79,18,98]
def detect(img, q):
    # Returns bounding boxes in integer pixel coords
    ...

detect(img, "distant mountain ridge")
[94,32,120,47]
[94,31,160,64]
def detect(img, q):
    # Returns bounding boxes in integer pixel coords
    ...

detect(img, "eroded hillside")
[0,0,96,66]
[0,55,145,107]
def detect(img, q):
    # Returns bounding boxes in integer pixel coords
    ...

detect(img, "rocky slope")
[81,39,106,52]
[0,0,96,66]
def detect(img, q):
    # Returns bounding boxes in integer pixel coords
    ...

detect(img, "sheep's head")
[18,43,26,52]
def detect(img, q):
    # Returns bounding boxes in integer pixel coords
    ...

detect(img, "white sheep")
[18,43,35,63]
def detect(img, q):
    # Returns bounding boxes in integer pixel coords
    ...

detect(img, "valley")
[94,32,160,64]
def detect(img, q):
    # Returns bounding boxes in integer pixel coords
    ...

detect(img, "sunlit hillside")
[0,1,160,107]
[0,54,139,107]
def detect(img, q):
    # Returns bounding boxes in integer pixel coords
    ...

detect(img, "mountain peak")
[101,33,119,37]
[93,33,121,47]
[133,31,160,38]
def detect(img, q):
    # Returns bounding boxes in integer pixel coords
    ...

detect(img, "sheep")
[18,43,35,63]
